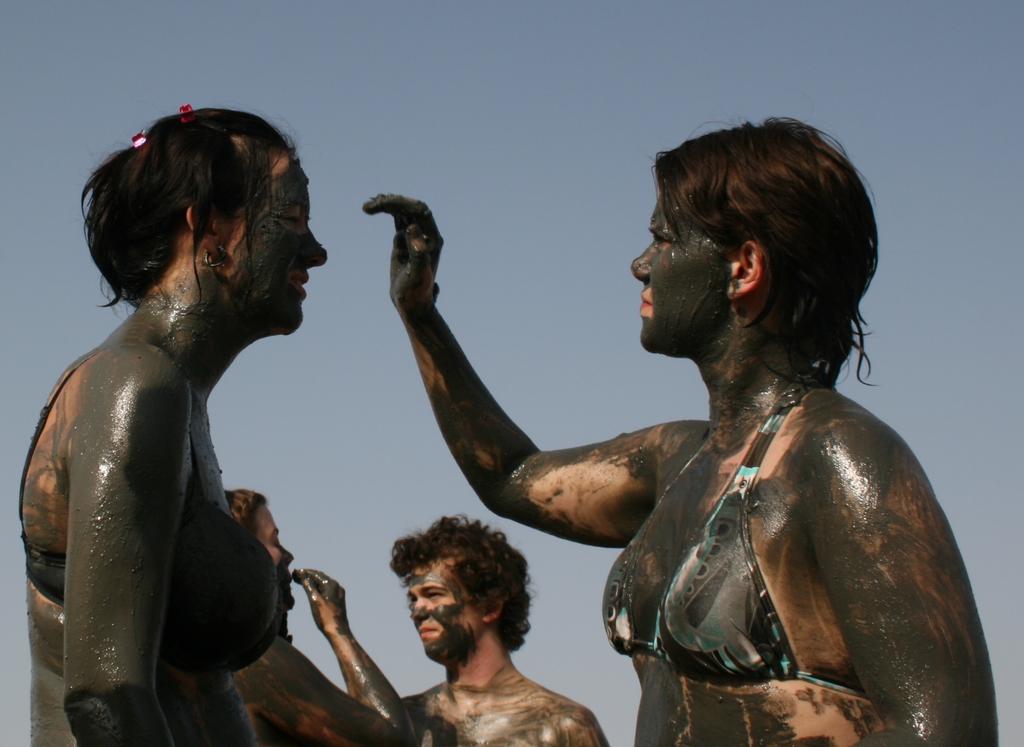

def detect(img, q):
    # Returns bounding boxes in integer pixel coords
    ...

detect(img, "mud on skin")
[21,148,326,744]
[408,573,478,667]
[404,666,609,747]
[366,191,996,745]
[23,346,280,745]
[235,160,326,337]
[397,541,609,745]
[234,568,416,747]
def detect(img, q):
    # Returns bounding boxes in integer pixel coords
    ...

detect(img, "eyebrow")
[413,581,449,591]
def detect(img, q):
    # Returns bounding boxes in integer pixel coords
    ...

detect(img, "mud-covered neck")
[695,326,823,449]
[119,290,255,396]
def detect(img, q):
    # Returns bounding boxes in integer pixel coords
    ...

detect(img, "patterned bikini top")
[603,387,862,694]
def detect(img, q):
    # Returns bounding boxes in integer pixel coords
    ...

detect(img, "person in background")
[229,488,415,747]
[389,515,609,747]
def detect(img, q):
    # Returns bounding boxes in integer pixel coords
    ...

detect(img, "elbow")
[64,689,126,743]
[64,684,161,745]
[475,471,534,519]
[376,716,417,747]
[468,475,516,516]
[480,489,517,518]
[386,722,417,747]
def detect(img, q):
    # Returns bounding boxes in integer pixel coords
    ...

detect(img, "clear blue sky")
[2,2,1020,744]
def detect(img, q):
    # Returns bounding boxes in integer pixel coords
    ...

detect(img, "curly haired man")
[390,515,608,747]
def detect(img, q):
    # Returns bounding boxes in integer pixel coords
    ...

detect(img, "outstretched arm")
[235,636,414,747]
[806,416,996,745]
[364,195,698,546]
[62,350,189,746]
[252,568,414,746]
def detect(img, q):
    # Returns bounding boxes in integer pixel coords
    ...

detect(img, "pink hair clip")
[131,131,148,149]
[179,104,196,123]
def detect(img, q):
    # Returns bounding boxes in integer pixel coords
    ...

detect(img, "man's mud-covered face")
[407,562,485,666]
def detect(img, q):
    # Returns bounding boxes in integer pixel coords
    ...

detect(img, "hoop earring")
[204,245,228,268]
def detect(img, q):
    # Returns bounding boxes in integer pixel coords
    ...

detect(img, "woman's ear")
[726,240,770,318]
[208,208,244,247]
[186,205,242,244]
[170,206,209,267]
[190,207,244,271]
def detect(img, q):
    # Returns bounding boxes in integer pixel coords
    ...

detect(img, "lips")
[418,623,442,641]
[288,269,309,300]
[640,289,653,318]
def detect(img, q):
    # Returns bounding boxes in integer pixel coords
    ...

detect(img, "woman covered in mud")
[20,106,327,745]
[366,119,996,745]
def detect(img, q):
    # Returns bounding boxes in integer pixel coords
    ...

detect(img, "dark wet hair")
[391,515,532,652]
[655,118,877,385]
[82,107,294,306]
[226,488,269,534]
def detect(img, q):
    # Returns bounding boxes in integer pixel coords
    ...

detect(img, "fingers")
[408,205,442,251]
[293,568,337,598]
[405,224,432,260]
[362,193,430,221]
[364,193,443,252]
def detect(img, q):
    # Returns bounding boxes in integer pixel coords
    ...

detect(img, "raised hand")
[293,568,351,637]
[363,194,443,316]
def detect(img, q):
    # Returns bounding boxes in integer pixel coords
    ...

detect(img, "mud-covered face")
[631,202,731,358]
[235,156,328,336]
[406,563,482,666]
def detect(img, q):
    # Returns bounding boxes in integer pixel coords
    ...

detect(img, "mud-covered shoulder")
[551,700,607,746]
[792,388,907,451]
[68,343,192,429]
[63,341,193,512]
[780,388,996,744]
[80,339,191,392]
[521,679,609,746]
[784,388,929,516]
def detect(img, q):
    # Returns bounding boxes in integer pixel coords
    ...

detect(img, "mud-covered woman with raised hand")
[365,119,996,746]
[20,106,327,746]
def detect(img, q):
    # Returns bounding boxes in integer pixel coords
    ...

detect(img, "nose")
[301,230,328,268]
[631,247,654,282]
[411,602,430,624]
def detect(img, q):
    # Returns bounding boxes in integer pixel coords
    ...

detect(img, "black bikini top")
[20,352,282,672]
[603,387,863,694]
